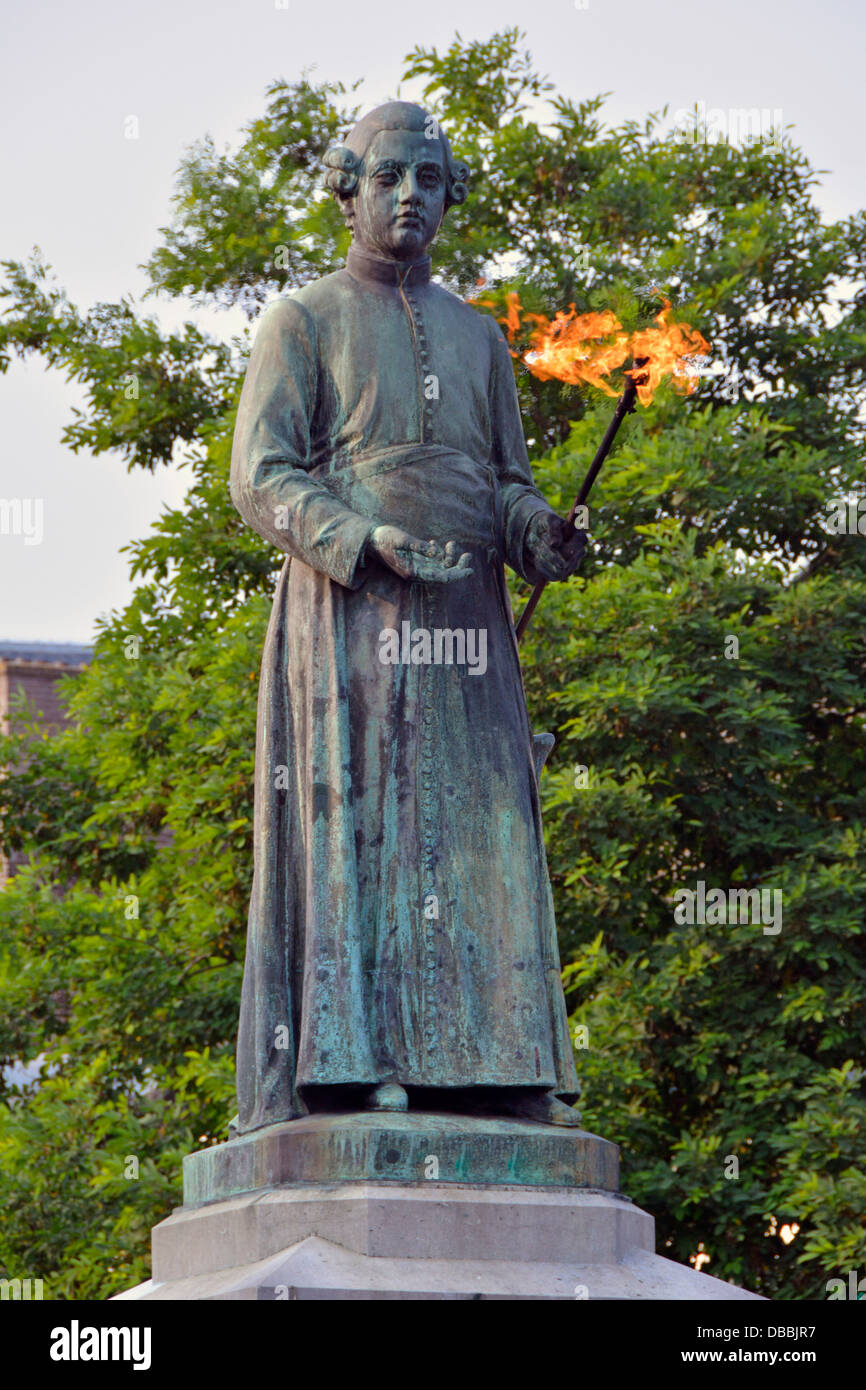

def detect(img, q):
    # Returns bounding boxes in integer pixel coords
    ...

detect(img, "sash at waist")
[311,444,500,550]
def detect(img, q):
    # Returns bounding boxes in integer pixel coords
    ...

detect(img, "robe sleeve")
[230,297,376,589]
[486,316,559,581]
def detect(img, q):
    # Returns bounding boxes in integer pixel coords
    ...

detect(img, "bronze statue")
[229,101,585,1133]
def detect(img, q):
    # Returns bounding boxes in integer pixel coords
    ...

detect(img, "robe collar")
[346,243,432,288]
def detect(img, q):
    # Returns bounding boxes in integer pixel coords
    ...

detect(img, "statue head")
[323,101,469,261]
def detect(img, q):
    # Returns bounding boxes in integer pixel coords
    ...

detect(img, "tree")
[1,30,864,1299]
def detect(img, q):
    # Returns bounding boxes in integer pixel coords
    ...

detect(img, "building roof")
[0,641,93,667]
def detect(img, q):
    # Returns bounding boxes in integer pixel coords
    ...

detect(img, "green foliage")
[143,75,358,313]
[1,32,864,1300]
[0,253,236,471]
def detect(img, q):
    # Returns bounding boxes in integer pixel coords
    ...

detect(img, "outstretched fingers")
[396,537,473,583]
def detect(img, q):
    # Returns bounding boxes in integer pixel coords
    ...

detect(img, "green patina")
[229,101,584,1137]
[183,1114,619,1206]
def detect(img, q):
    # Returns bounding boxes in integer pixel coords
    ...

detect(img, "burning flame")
[628,301,711,406]
[483,291,710,406]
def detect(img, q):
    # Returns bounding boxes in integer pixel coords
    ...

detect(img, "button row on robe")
[404,292,436,439]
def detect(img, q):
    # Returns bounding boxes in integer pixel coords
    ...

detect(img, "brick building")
[0,640,92,883]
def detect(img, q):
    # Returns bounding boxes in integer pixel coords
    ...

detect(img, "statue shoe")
[365,1082,409,1112]
[498,1090,582,1127]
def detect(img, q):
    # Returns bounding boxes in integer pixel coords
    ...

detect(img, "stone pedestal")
[115,1113,760,1300]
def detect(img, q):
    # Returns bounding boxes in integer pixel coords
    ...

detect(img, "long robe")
[230,243,579,1133]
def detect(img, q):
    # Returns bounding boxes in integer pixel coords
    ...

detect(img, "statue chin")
[355,230,430,263]
[393,240,426,261]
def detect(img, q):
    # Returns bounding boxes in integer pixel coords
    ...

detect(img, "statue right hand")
[369,526,474,584]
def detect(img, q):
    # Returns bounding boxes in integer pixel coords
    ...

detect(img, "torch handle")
[515,368,642,644]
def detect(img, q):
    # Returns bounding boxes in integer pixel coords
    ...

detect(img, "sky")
[1,0,863,643]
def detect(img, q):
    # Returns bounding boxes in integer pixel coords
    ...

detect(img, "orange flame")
[485,292,709,406]
[522,302,630,398]
[628,301,710,406]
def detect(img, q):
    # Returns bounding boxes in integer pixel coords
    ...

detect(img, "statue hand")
[369,526,474,583]
[524,511,587,583]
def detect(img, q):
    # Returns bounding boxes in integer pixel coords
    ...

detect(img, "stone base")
[115,1113,761,1301]
[182,1109,620,1202]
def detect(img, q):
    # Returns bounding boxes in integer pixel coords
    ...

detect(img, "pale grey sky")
[1,0,863,642]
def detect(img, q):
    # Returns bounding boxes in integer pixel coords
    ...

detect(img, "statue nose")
[399,174,422,203]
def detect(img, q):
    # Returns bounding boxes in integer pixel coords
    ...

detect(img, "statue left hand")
[524,512,587,583]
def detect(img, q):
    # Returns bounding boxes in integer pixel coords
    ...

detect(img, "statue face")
[351,129,447,260]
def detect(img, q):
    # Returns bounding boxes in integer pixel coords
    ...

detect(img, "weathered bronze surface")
[184,1114,619,1205]
[229,101,585,1136]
